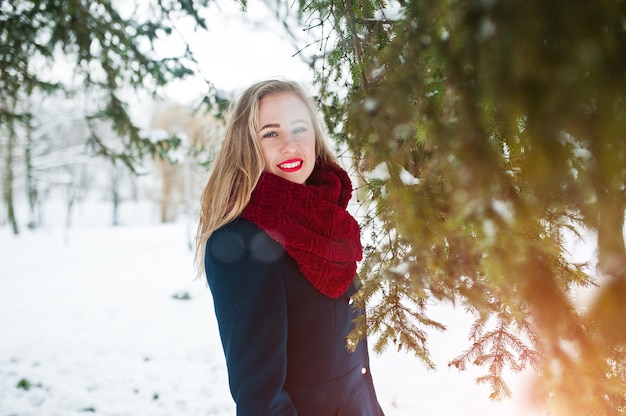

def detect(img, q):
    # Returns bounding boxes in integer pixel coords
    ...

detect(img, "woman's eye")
[292,126,307,134]
[262,131,278,138]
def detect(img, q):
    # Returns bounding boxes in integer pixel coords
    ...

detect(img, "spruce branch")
[449,316,539,401]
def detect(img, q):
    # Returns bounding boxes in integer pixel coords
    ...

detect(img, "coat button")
[361,367,367,375]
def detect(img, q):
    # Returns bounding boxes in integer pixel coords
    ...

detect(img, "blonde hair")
[195,79,336,277]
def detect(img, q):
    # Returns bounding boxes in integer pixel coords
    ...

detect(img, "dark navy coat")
[205,218,385,416]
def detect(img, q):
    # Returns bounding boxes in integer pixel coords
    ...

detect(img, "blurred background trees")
[0,0,222,233]
[2,0,625,414]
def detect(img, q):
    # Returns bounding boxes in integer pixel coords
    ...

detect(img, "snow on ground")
[0,202,542,416]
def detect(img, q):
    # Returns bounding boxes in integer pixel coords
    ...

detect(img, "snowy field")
[0,201,545,416]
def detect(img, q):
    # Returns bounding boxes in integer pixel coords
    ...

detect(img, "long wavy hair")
[194,79,337,277]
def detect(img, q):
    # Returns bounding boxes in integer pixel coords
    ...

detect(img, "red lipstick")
[278,158,303,173]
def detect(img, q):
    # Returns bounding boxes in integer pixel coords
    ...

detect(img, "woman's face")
[257,92,316,184]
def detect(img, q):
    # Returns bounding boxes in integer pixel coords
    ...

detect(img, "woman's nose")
[280,134,297,153]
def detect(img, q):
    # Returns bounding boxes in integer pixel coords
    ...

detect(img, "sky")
[153,0,315,104]
[116,0,317,129]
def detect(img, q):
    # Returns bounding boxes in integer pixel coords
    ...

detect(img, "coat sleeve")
[205,221,297,416]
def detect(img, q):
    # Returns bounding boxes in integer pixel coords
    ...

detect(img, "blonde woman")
[196,79,384,415]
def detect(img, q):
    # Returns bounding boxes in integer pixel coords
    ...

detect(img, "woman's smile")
[278,158,303,172]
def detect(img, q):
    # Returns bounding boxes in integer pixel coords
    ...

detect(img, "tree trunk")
[111,166,120,226]
[25,126,38,229]
[3,120,19,235]
[591,191,626,339]
[596,190,626,278]
[65,183,75,229]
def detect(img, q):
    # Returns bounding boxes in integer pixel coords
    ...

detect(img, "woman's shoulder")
[210,217,259,240]
[207,218,284,265]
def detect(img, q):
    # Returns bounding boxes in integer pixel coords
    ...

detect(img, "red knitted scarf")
[241,160,362,298]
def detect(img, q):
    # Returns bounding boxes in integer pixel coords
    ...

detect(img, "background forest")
[1,1,625,415]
